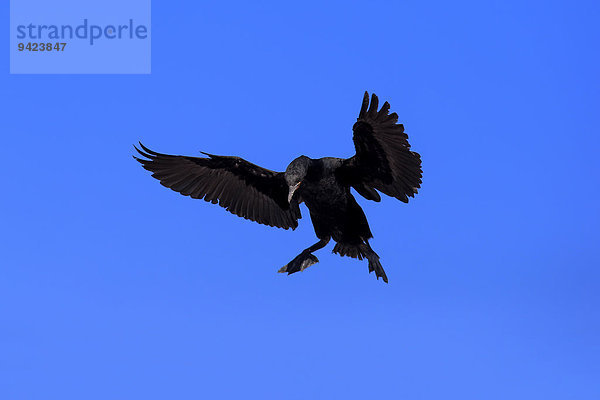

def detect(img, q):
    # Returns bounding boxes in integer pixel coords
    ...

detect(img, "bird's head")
[284,156,310,203]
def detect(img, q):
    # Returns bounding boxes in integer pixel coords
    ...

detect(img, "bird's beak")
[288,181,302,203]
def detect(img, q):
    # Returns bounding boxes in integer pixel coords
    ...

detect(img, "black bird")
[134,92,422,282]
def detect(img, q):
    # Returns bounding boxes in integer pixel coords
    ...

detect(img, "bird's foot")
[367,256,388,283]
[278,252,319,275]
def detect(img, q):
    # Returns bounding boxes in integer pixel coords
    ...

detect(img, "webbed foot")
[278,252,319,275]
[367,256,388,283]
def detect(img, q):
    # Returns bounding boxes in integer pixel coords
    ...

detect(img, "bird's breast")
[300,176,347,211]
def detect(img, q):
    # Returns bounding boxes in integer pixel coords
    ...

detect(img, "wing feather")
[134,143,301,229]
[338,92,422,203]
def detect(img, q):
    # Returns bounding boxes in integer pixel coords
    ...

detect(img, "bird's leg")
[278,237,330,275]
[364,242,388,283]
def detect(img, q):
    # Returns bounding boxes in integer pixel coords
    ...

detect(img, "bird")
[133,92,422,283]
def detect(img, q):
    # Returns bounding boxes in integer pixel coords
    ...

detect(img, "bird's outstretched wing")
[338,92,422,203]
[134,143,301,229]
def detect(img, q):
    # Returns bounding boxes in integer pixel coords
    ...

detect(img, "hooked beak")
[288,181,302,203]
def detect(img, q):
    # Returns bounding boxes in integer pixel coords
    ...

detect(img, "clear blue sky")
[2,1,599,399]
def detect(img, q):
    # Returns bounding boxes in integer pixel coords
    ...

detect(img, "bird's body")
[134,92,422,282]
[297,157,370,243]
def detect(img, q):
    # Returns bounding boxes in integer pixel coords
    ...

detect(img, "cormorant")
[134,92,422,282]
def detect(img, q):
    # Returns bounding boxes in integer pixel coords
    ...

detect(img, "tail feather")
[332,242,366,259]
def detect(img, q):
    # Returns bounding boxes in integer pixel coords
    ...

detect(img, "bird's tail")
[332,241,369,259]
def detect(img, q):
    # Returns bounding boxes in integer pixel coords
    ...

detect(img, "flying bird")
[134,92,422,282]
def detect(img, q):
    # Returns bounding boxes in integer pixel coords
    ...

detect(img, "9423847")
[18,42,67,52]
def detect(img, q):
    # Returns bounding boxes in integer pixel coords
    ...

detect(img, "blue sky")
[1,1,599,399]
